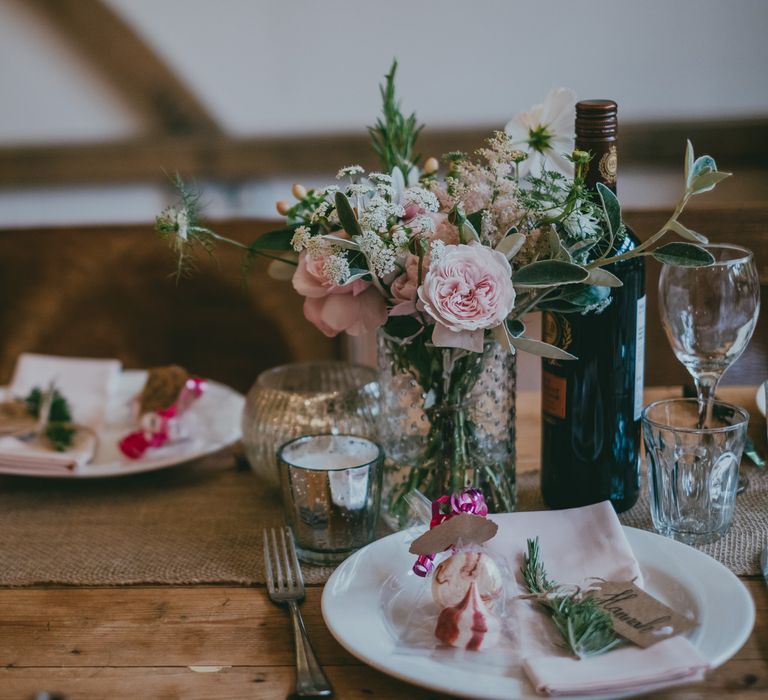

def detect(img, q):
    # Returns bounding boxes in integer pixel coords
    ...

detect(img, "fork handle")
[287,600,333,697]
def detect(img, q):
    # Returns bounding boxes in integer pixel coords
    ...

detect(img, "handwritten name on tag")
[588,581,697,648]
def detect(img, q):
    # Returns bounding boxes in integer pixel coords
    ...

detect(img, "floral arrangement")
[157,61,730,519]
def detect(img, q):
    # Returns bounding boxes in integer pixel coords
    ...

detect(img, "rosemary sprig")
[522,537,621,659]
[368,60,423,180]
[25,386,76,451]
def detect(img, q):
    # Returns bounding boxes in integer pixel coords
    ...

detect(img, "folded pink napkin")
[1,353,122,472]
[484,502,708,696]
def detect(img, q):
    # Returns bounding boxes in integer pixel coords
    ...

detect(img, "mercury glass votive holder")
[278,434,384,565]
[242,361,379,487]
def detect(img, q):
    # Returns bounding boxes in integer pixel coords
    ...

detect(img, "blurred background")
[1,0,767,227]
[0,0,766,390]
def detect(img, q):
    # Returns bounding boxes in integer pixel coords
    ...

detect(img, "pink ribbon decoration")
[119,377,206,460]
[413,488,488,577]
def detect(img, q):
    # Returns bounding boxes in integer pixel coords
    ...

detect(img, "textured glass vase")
[242,361,379,487]
[377,331,516,528]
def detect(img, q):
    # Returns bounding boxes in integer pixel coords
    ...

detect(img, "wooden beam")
[27,0,221,136]
[0,119,765,187]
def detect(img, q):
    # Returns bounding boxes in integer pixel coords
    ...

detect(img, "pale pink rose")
[389,254,420,316]
[292,252,387,337]
[417,243,515,352]
[427,212,460,245]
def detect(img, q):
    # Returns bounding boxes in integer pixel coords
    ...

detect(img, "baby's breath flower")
[322,252,351,285]
[336,165,365,180]
[408,214,436,234]
[359,196,405,233]
[290,225,311,252]
[429,239,446,269]
[403,186,439,213]
[368,172,393,184]
[358,230,397,277]
[391,227,411,248]
[346,183,373,198]
[305,236,326,258]
[310,200,331,223]
[318,185,339,197]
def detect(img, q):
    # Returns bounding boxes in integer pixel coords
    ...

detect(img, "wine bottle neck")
[575,99,618,194]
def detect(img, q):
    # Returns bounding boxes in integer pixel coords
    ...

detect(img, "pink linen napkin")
[1,353,122,472]
[484,502,708,696]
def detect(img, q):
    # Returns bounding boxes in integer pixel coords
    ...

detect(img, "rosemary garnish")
[25,386,76,451]
[522,537,621,659]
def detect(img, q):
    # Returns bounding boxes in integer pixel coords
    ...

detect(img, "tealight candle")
[277,434,383,565]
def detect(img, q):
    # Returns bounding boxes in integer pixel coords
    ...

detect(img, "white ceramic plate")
[0,370,244,478]
[756,380,766,417]
[322,518,755,700]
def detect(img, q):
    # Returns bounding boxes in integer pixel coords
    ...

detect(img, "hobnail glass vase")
[377,331,517,528]
[242,361,379,487]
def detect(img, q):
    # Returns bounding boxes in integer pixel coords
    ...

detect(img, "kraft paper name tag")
[409,514,498,555]
[587,580,698,648]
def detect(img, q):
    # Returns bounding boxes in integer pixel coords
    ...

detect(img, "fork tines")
[263,526,305,599]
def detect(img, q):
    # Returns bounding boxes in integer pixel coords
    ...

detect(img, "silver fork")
[263,527,333,697]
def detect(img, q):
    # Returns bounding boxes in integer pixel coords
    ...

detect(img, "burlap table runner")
[0,452,765,587]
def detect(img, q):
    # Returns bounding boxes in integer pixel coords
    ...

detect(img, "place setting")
[1,18,766,699]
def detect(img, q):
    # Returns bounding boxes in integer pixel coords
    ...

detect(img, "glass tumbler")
[278,434,384,565]
[642,398,749,544]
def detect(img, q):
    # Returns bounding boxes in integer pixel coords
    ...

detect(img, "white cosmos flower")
[504,87,577,177]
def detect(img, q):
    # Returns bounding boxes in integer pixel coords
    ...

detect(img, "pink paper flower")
[418,243,515,352]
[292,252,387,337]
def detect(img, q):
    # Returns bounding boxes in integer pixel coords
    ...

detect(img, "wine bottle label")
[542,371,567,419]
[634,295,647,420]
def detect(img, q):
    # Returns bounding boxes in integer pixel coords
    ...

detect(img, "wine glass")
[658,244,760,487]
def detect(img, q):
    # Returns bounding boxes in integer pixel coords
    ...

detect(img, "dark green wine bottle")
[540,100,645,513]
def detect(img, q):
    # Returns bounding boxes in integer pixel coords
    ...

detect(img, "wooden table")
[1,386,765,699]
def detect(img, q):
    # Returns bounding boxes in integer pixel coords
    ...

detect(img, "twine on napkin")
[0,456,764,587]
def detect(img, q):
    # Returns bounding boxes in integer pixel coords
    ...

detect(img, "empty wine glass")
[659,244,760,487]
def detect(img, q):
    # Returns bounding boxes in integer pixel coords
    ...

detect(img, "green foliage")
[652,242,715,267]
[514,260,590,288]
[249,224,305,252]
[334,192,363,238]
[522,538,621,659]
[368,60,424,179]
[25,386,75,451]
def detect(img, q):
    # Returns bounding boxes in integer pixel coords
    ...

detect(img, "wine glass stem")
[694,372,720,428]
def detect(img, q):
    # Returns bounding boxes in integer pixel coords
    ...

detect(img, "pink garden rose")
[417,243,515,352]
[292,252,387,337]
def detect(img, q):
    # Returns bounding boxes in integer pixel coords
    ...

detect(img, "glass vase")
[377,331,516,528]
[241,361,379,487]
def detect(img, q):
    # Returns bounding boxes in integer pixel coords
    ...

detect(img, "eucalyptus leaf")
[509,335,577,360]
[514,260,590,288]
[652,242,715,267]
[547,226,569,260]
[687,170,731,196]
[665,220,708,244]
[491,324,515,354]
[496,232,526,260]
[684,140,694,183]
[249,225,302,252]
[596,182,621,238]
[321,234,361,250]
[334,192,362,237]
[586,267,623,287]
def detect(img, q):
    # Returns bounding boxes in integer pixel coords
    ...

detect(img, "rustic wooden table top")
[0,385,765,700]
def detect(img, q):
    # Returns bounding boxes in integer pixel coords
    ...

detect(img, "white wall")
[0,0,766,227]
[1,0,767,144]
